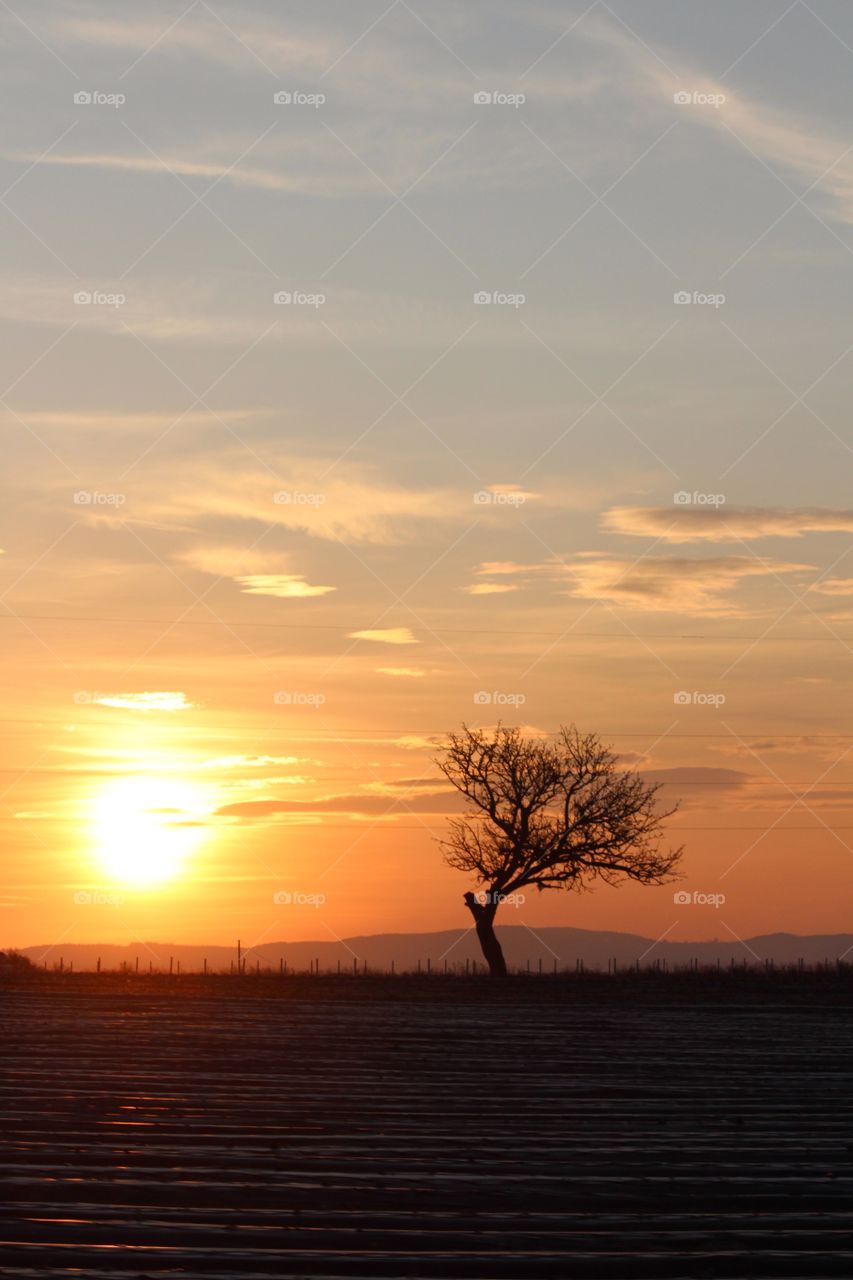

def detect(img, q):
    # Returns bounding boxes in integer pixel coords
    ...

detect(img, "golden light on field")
[92,775,208,886]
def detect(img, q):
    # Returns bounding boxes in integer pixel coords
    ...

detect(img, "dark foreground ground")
[3,977,853,1279]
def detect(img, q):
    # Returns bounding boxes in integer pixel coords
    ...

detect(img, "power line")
[0,612,851,643]
[0,719,852,740]
[2,822,852,832]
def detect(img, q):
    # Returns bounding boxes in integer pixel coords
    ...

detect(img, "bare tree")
[437,724,682,977]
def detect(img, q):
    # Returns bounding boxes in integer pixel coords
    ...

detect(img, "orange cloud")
[349,628,417,645]
[604,506,853,542]
[236,574,334,599]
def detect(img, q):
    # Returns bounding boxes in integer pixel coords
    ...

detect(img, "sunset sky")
[3,0,853,956]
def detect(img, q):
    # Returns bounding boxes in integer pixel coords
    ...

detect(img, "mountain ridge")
[15,927,853,972]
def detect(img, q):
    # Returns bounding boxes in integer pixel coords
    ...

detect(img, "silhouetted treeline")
[0,950,34,974]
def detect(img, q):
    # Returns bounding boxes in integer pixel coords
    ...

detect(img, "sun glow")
[92,775,207,885]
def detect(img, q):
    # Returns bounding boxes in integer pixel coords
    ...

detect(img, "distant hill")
[18,927,853,973]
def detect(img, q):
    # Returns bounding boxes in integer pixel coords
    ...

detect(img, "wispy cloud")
[114,459,466,546]
[605,505,853,541]
[216,789,460,821]
[809,577,853,596]
[93,691,195,712]
[471,549,815,616]
[583,12,853,228]
[565,553,813,616]
[349,627,418,645]
[236,573,335,599]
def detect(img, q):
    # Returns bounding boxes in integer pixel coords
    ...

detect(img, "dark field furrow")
[3,990,853,1278]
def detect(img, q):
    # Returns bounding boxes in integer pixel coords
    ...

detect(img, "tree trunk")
[464,892,507,978]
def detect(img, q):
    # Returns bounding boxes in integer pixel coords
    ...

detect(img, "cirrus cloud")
[236,574,335,599]
[604,506,853,542]
[565,554,813,616]
[349,627,417,645]
[92,691,195,712]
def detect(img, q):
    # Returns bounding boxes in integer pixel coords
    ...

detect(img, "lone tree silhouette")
[438,724,682,977]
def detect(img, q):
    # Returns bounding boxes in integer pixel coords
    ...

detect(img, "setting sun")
[92,776,207,886]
